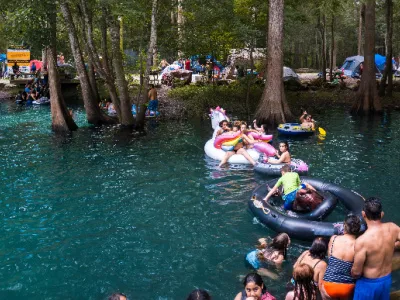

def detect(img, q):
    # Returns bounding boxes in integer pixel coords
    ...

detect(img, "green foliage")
[167,82,264,117]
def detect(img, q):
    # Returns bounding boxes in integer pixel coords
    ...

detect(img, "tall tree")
[109,16,136,126]
[255,0,292,128]
[379,0,393,97]
[59,0,115,125]
[318,13,327,82]
[329,16,335,81]
[137,0,158,128]
[47,3,78,132]
[351,0,382,114]
[357,2,365,55]
[79,0,122,120]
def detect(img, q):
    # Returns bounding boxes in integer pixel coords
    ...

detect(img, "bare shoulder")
[355,233,369,246]
[285,291,294,300]
[388,222,400,230]
[234,291,242,300]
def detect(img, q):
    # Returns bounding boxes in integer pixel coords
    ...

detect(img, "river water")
[0,102,399,299]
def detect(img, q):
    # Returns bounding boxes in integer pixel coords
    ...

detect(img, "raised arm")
[351,238,367,278]
[253,119,262,131]
[299,112,307,123]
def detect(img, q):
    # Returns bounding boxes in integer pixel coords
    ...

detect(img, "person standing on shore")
[351,197,400,300]
[147,84,158,114]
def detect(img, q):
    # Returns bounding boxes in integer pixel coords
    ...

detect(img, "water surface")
[0,102,399,299]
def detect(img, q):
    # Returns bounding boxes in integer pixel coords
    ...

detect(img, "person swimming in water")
[234,273,276,300]
[246,233,291,279]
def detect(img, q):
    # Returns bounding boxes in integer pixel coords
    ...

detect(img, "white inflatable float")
[204,107,274,165]
[204,139,261,164]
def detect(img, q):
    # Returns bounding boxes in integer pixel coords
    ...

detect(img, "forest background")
[0,0,397,130]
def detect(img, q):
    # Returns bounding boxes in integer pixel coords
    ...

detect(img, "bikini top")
[323,235,355,284]
[299,251,323,270]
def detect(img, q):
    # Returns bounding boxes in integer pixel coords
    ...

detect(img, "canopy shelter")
[225,48,266,78]
[30,60,43,71]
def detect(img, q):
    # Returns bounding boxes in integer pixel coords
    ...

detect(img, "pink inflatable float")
[247,132,273,142]
[213,132,241,149]
[253,142,276,157]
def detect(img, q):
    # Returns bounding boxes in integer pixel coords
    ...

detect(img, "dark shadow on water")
[51,130,74,146]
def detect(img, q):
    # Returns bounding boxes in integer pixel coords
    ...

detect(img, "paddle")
[318,127,326,136]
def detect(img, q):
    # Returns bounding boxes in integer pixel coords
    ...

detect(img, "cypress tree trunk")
[351,0,382,114]
[87,58,100,103]
[177,0,184,57]
[379,0,393,97]
[329,15,334,81]
[109,18,135,126]
[59,0,115,125]
[139,0,158,128]
[358,4,365,55]
[320,14,327,82]
[255,0,292,128]
[42,48,48,69]
[47,6,77,132]
[79,0,121,118]
[48,47,78,132]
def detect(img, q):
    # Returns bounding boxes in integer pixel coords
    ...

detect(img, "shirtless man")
[159,59,169,71]
[299,111,315,130]
[147,84,158,113]
[351,197,400,300]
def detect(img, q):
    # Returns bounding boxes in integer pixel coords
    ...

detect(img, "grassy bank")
[168,82,400,120]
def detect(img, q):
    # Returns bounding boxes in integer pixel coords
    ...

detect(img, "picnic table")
[10,72,35,80]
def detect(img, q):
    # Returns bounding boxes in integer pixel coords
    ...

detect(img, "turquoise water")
[0,102,400,299]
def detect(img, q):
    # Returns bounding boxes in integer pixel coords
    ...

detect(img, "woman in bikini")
[321,215,361,300]
[293,237,327,293]
[267,141,291,164]
[239,122,261,149]
[218,125,257,167]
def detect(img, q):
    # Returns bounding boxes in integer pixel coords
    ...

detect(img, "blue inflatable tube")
[277,123,315,136]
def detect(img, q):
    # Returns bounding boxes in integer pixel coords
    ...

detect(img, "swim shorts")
[353,274,391,300]
[282,184,306,210]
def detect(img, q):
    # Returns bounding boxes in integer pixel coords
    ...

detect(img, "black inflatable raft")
[248,177,365,241]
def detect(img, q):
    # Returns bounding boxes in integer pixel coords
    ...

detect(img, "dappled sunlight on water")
[0,102,400,299]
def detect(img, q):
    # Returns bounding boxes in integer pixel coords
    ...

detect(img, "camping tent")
[283,66,299,82]
[340,55,383,78]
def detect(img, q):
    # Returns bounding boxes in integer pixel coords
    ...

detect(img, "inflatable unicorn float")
[204,107,275,164]
[204,107,309,174]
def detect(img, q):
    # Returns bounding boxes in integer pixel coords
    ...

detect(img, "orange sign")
[7,50,30,61]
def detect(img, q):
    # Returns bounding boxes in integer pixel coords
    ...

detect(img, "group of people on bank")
[15,80,50,105]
